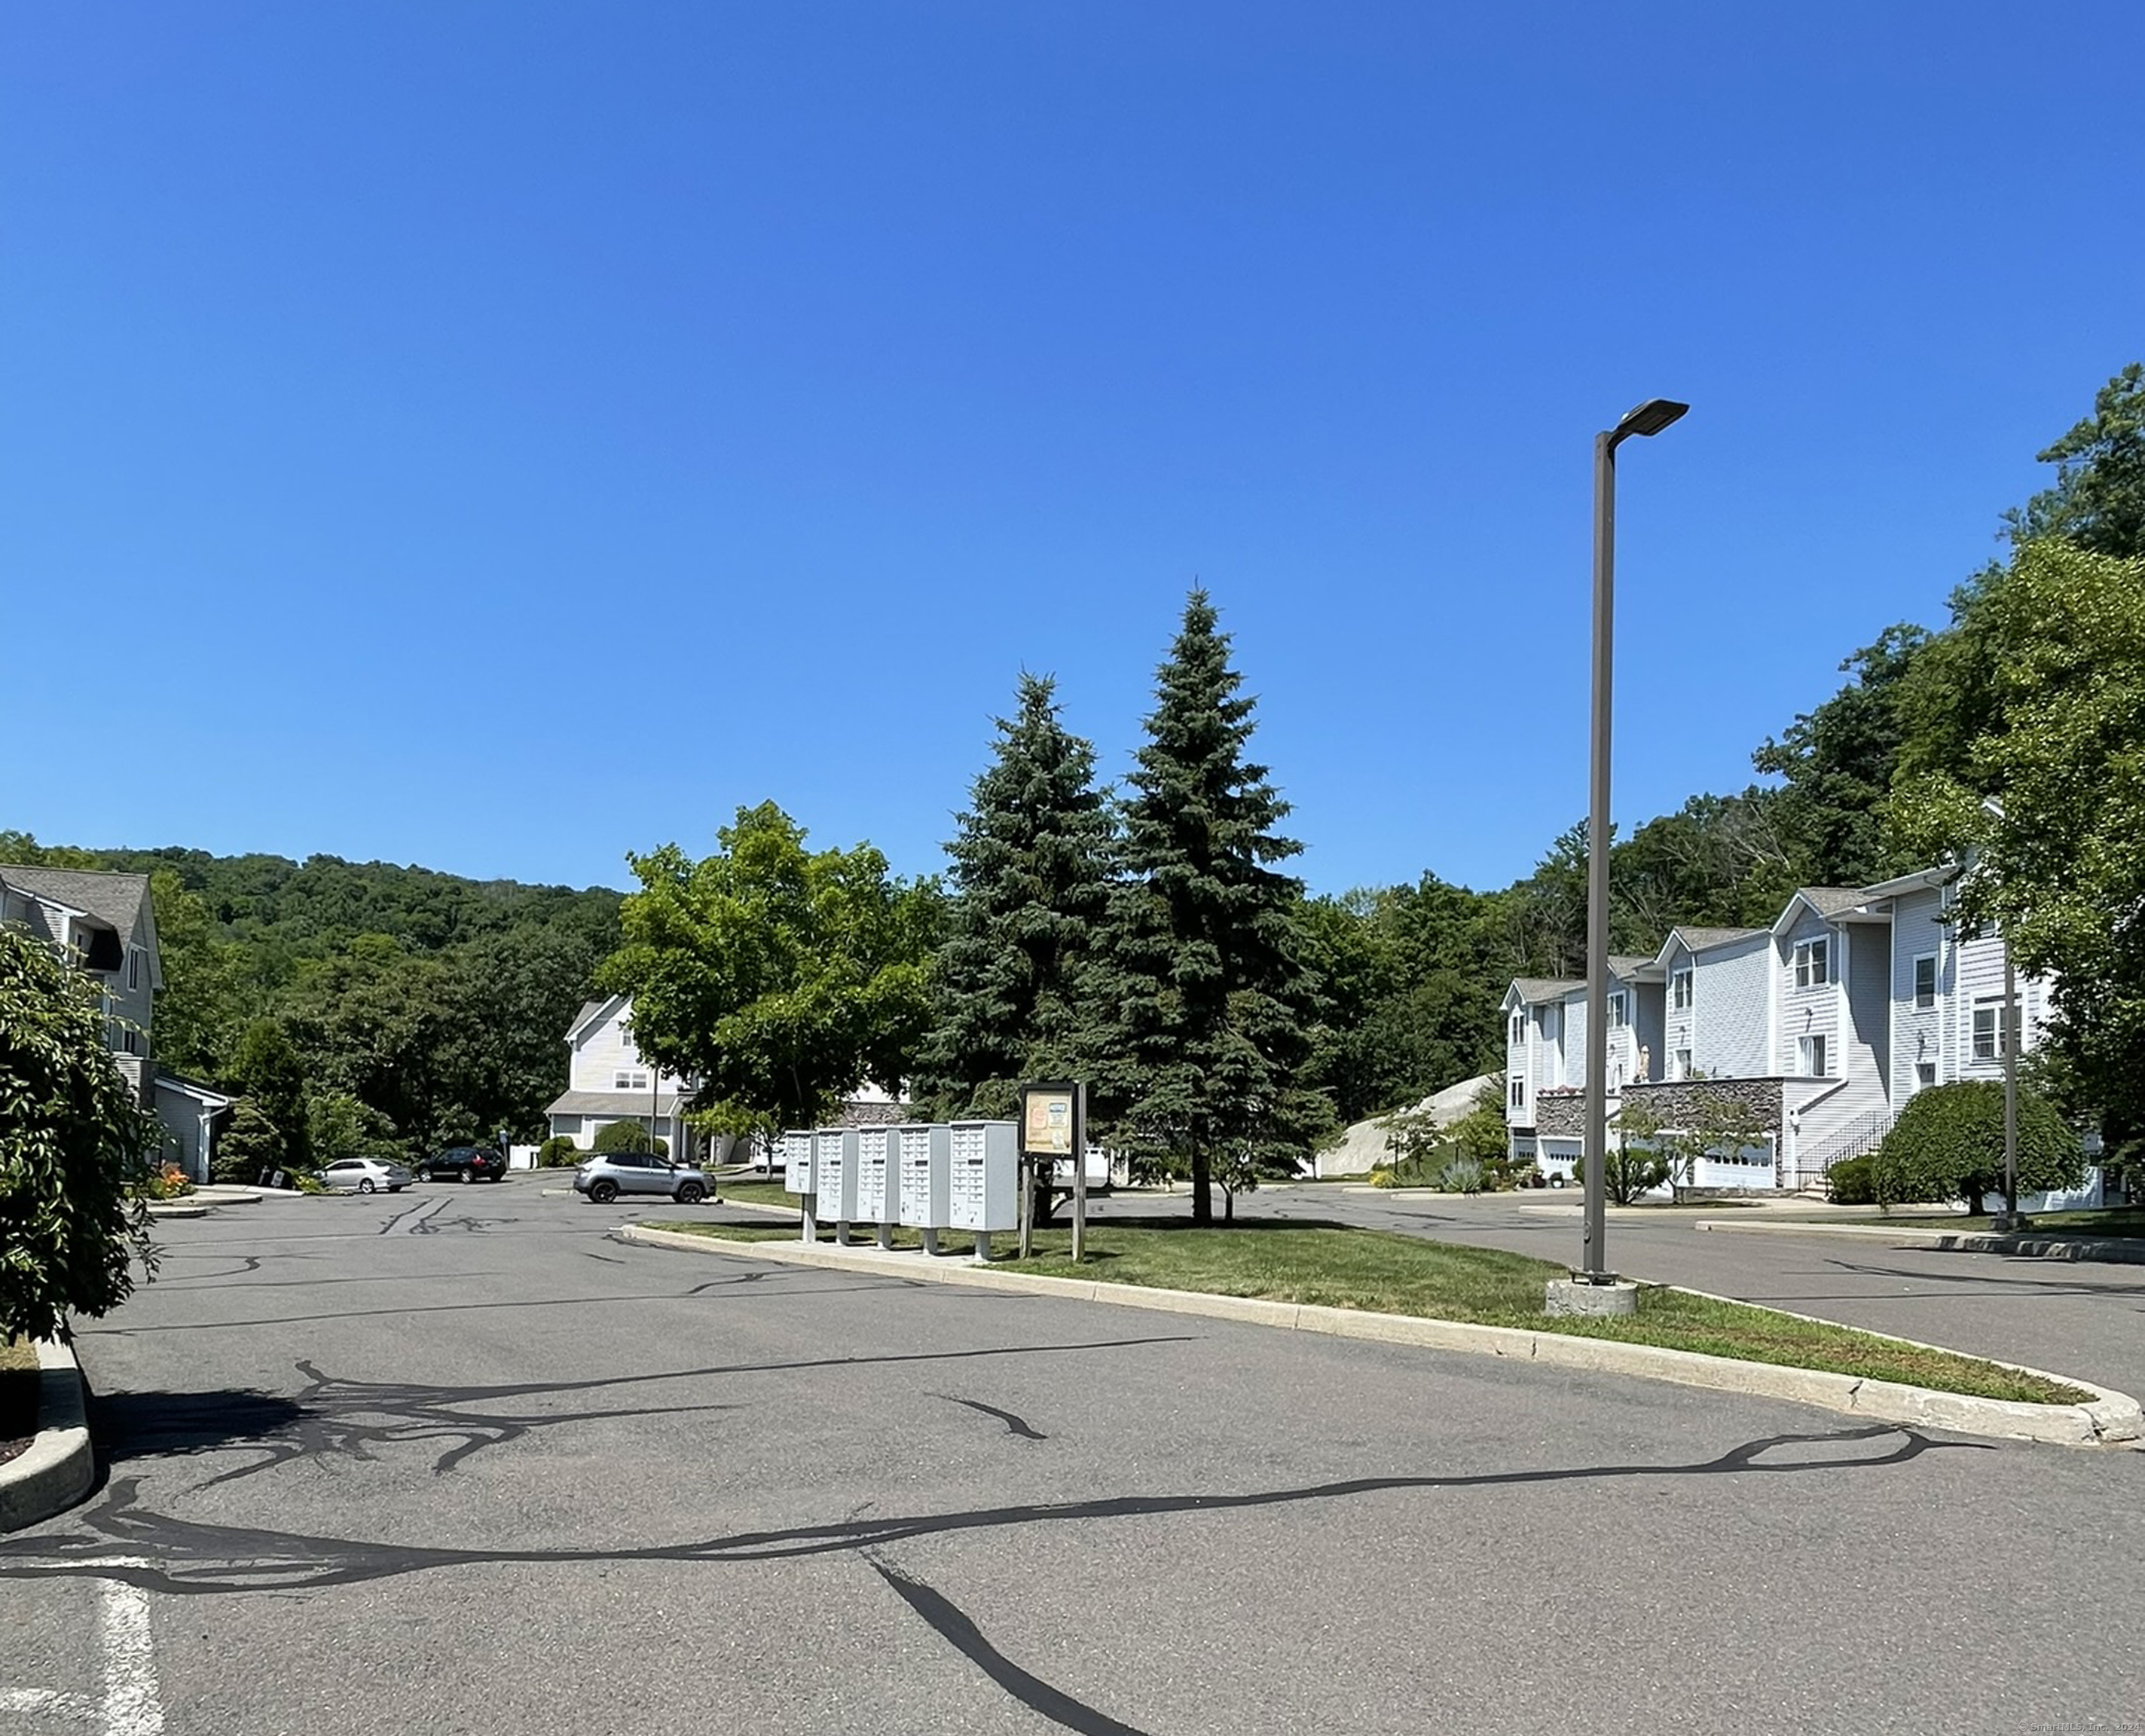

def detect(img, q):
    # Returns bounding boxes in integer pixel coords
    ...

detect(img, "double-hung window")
[615,1068,650,1092]
[1508,1075,1526,1111]
[1508,1010,1526,1049]
[1797,1034,1829,1076]
[1793,937,1830,989]
[1912,954,1936,1010]
[1972,1003,2001,1064]
[1671,968,1693,1011]
[1607,990,1628,1028]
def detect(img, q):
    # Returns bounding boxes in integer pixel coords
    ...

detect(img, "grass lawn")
[643,1215,2091,1405]
[0,1338,39,1463]
[705,1178,798,1210]
[1794,1208,2145,1238]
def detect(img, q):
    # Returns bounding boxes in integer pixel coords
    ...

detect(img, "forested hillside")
[0,836,619,1162]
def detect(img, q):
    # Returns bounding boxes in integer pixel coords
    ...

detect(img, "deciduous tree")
[600,803,941,1140]
[0,926,159,1340]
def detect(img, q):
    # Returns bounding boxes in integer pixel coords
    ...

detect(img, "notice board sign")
[1021,1083,1078,1157]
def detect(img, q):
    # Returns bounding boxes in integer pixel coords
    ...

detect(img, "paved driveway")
[2,1178,2140,1736]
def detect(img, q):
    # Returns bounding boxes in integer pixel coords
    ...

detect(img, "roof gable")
[567,993,628,1044]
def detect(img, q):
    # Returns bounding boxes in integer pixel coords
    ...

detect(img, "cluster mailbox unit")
[854,1126,898,1249]
[814,1127,860,1242]
[781,1120,1018,1261]
[895,1123,952,1255]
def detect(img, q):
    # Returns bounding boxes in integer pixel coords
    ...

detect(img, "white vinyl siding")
[1775,909,1841,1081]
[1693,935,1771,1078]
[569,999,687,1096]
[1889,889,1948,1103]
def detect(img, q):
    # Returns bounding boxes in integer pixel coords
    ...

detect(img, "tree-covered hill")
[0,833,621,1160]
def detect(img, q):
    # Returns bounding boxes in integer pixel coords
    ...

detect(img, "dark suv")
[416,1145,509,1184]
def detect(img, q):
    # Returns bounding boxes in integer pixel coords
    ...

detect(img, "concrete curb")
[145,1202,208,1219]
[1696,1218,2145,1266]
[617,1225,2143,1450]
[0,1340,95,1533]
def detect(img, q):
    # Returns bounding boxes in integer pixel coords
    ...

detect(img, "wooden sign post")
[1019,1080,1087,1264]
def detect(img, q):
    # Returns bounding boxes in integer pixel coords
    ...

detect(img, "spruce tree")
[915,673,1117,1120]
[1095,591,1328,1223]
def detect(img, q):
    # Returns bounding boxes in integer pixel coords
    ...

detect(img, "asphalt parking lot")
[3,1177,2140,1736]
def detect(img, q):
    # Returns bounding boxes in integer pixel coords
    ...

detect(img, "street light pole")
[1582,398,1688,1285]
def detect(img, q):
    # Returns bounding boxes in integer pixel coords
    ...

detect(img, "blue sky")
[5,3,2140,897]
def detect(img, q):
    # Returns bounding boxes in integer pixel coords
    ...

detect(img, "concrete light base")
[1545,1277,1639,1319]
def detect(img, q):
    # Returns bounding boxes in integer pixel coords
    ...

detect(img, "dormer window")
[1508,1011,1526,1047]
[1794,937,1830,989]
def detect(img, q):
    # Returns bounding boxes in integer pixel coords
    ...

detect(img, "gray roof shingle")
[0,864,151,934]
[1671,925,1767,952]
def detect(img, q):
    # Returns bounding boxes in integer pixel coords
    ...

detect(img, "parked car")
[415,1145,509,1184]
[319,1157,414,1194]
[573,1152,711,1205]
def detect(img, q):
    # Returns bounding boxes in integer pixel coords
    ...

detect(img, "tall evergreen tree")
[915,674,1117,1120]
[1093,591,1328,1223]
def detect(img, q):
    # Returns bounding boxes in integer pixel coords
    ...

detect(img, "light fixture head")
[1617,399,1689,439]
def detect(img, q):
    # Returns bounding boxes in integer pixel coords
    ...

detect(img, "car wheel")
[1549,1173,1566,1188]
[677,1181,705,1205]
[416,1167,432,1183]
[588,1179,619,1205]
[389,1184,404,1193]
[359,1178,377,1194]
[461,1169,472,1184]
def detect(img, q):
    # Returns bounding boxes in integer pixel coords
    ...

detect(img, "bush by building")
[1868,1080,2083,1212]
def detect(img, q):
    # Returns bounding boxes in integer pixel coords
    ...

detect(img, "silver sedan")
[319,1157,414,1194]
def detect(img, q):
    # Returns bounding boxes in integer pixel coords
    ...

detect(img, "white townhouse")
[1501,863,2061,1190]
[544,994,696,1156]
[1501,955,1655,1175]
[0,861,237,1180]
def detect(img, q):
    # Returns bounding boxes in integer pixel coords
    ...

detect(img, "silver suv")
[573,1152,711,1205]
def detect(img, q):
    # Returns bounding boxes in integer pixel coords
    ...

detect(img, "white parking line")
[98,1573,163,1736]
[2,1560,163,1734]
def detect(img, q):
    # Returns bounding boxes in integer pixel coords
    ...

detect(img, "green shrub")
[537,1135,582,1169]
[1432,1157,1485,1194]
[1870,1081,2083,1212]
[1826,1153,1876,1205]
[1604,1141,1670,1205]
[211,1099,285,1184]
[591,1120,656,1155]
